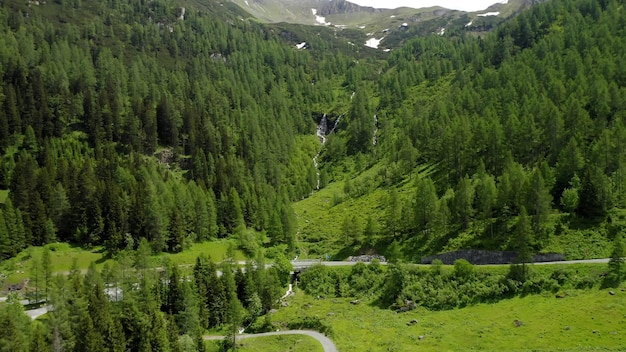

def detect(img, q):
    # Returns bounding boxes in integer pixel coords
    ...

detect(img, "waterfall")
[312,114,336,191]
[373,114,378,145]
[312,114,342,191]
[329,116,341,134]
[316,114,328,144]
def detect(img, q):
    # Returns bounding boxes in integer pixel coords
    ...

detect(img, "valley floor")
[270,288,625,351]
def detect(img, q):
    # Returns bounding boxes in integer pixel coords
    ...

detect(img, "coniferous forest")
[1,0,626,350]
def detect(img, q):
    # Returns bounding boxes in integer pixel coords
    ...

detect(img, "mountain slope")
[229,0,546,51]
[294,0,626,260]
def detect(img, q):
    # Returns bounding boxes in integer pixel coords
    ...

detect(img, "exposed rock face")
[318,0,381,16]
[347,254,387,262]
[421,250,563,265]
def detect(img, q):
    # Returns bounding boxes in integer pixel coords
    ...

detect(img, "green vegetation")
[1,0,626,350]
[299,261,612,310]
[273,287,625,351]
[0,251,289,352]
[0,240,244,286]
[205,335,324,352]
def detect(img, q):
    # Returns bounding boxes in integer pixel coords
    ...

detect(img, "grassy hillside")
[273,284,625,351]
[205,334,323,352]
[0,240,245,288]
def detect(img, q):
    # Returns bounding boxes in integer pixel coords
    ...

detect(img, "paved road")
[292,258,612,268]
[533,258,610,265]
[204,330,338,352]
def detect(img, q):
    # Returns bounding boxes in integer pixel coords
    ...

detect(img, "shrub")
[453,259,474,280]
[287,317,334,337]
[550,268,572,286]
[299,265,335,297]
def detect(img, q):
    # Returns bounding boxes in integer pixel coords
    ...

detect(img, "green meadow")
[0,240,245,286]
[204,335,324,352]
[271,287,625,351]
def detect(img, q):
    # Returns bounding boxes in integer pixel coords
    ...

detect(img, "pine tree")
[452,175,474,230]
[0,295,32,352]
[513,207,534,280]
[606,235,625,287]
[414,177,438,237]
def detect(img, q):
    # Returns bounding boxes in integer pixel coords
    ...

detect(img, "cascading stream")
[312,115,328,190]
[373,114,378,145]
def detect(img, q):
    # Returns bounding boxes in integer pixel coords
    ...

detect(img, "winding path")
[203,330,338,352]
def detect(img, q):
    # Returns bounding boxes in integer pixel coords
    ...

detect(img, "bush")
[300,265,334,297]
[453,259,474,280]
[574,275,597,289]
[550,268,572,286]
[287,317,334,336]
[521,277,559,294]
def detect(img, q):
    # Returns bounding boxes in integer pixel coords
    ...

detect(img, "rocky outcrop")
[318,0,381,16]
[421,250,563,265]
[347,254,387,262]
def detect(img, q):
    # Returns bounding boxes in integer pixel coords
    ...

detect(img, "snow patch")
[390,15,396,18]
[312,9,330,25]
[358,25,366,29]
[383,48,391,52]
[316,15,329,24]
[178,7,185,20]
[296,42,306,49]
[245,0,249,5]
[365,37,383,49]
[477,11,500,16]
[438,27,445,36]
[465,20,473,27]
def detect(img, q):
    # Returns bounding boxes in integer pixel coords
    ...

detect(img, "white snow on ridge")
[438,27,445,35]
[465,20,473,27]
[296,42,306,49]
[245,0,249,5]
[316,15,329,24]
[347,0,507,12]
[312,8,330,25]
[477,11,500,16]
[365,37,383,49]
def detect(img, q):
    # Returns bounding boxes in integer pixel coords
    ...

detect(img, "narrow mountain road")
[533,258,610,265]
[203,330,338,352]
